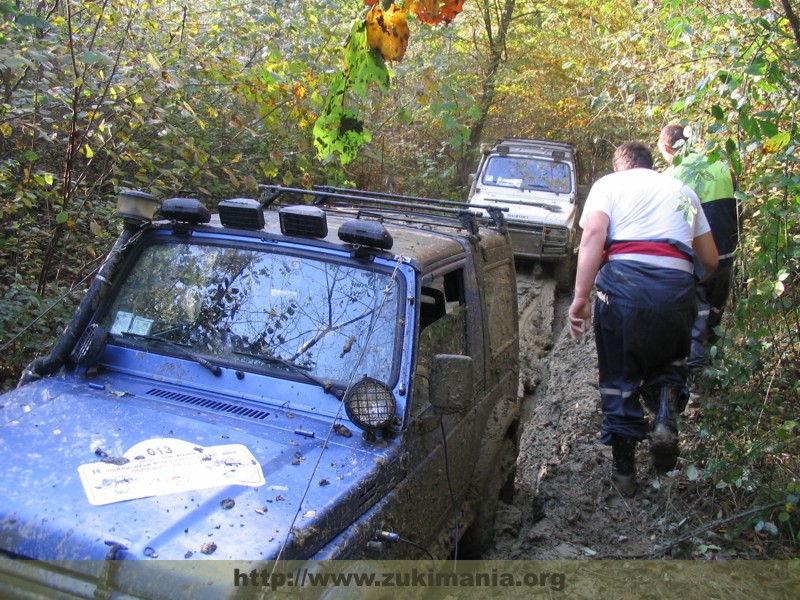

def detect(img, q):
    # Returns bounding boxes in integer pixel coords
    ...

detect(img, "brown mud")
[486,264,728,561]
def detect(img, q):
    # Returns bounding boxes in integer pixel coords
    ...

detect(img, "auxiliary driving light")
[117,189,158,222]
[338,219,393,251]
[218,198,265,230]
[344,377,396,431]
[279,205,328,238]
[159,197,212,224]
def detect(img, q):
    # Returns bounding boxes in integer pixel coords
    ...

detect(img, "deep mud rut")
[483,265,702,560]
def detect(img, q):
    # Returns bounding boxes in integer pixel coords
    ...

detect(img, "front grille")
[508,229,543,256]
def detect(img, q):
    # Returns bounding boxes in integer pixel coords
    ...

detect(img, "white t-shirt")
[580,167,711,245]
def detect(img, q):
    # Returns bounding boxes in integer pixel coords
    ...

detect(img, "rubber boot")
[611,434,637,497]
[650,385,681,472]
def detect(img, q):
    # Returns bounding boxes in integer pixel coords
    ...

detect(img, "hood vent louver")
[146,388,270,420]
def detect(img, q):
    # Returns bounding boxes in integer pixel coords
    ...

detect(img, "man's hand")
[568,296,592,342]
[569,209,607,342]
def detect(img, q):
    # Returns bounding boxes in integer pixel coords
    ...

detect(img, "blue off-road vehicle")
[0,186,520,595]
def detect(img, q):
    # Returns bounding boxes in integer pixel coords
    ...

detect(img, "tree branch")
[597,501,785,560]
[780,0,800,50]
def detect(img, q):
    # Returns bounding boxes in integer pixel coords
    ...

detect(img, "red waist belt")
[603,241,691,263]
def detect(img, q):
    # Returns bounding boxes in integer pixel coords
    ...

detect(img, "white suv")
[468,138,583,290]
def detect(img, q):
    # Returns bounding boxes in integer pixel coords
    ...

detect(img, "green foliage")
[313,20,389,165]
[642,0,800,549]
[0,281,78,390]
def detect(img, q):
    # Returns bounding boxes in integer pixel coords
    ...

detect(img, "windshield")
[482,156,572,194]
[99,241,402,385]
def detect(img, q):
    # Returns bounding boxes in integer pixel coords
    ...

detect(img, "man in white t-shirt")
[568,142,718,497]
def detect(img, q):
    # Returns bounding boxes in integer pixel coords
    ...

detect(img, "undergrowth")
[667,380,800,559]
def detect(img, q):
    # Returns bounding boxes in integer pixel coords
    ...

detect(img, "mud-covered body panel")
[0,373,401,561]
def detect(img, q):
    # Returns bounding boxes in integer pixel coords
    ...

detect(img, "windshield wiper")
[234,350,340,396]
[521,200,562,212]
[521,183,551,191]
[118,331,222,376]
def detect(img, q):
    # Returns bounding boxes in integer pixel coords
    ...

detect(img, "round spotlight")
[344,377,396,431]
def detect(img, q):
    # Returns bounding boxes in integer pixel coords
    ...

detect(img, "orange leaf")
[411,0,465,25]
[441,0,465,23]
[366,4,410,62]
[411,0,444,25]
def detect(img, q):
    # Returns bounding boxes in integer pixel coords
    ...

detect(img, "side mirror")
[429,354,474,415]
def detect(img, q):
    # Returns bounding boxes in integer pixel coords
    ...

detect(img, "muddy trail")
[483,264,725,561]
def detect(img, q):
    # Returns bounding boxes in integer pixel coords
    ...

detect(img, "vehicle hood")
[470,187,576,228]
[0,374,401,562]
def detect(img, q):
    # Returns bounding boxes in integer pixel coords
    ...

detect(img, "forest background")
[1,0,798,556]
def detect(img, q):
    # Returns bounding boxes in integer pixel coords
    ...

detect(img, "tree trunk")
[780,0,800,49]
[458,0,517,187]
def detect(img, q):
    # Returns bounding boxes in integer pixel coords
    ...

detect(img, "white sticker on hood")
[78,438,265,506]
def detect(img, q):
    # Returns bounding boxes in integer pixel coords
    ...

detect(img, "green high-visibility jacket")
[666,155,739,259]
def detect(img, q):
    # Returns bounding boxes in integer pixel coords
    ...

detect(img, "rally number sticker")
[78,438,265,506]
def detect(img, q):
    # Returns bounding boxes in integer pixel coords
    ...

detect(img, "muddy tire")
[458,436,517,558]
[553,250,575,294]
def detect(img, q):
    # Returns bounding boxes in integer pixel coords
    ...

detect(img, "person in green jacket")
[658,124,740,401]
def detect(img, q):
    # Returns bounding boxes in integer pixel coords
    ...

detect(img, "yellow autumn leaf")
[366,4,410,62]
[763,132,790,154]
[145,53,161,70]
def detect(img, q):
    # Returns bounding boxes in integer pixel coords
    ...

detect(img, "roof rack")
[491,138,575,158]
[258,184,508,237]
